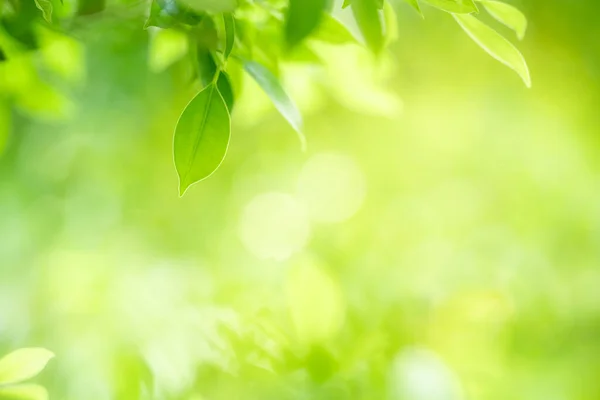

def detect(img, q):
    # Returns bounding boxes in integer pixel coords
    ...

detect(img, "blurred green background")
[1,0,600,399]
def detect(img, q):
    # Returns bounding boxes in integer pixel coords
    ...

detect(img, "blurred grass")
[1,0,600,399]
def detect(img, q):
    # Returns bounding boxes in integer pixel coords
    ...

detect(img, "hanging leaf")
[34,0,53,22]
[351,0,385,54]
[312,15,356,44]
[284,0,329,49]
[244,60,306,150]
[174,83,231,196]
[383,0,399,46]
[478,0,527,40]
[422,0,477,13]
[195,48,217,87]
[217,71,235,112]
[222,13,235,59]
[404,0,424,18]
[0,348,55,386]
[454,13,530,87]
[0,384,49,400]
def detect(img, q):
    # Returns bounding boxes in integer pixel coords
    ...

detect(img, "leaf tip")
[178,181,189,197]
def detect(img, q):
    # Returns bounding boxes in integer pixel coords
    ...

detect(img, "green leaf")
[243,61,306,150]
[312,15,356,44]
[144,0,203,29]
[422,0,478,13]
[342,0,351,8]
[77,0,105,15]
[34,0,53,22]
[285,0,329,49]
[179,0,236,13]
[0,384,49,400]
[351,0,385,54]
[383,0,398,46]
[0,348,55,386]
[222,13,235,59]
[217,71,235,112]
[195,48,217,87]
[454,13,530,87]
[404,0,424,18]
[478,0,527,40]
[174,83,231,196]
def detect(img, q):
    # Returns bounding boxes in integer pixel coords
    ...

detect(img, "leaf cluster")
[0,0,530,194]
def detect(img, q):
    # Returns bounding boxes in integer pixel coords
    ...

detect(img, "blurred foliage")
[1,0,600,399]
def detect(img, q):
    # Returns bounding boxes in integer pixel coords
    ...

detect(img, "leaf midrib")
[182,84,215,184]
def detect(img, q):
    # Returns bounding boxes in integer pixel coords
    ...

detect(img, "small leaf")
[404,0,424,18]
[383,0,398,46]
[454,13,530,87]
[342,0,351,8]
[174,83,231,196]
[0,384,49,400]
[34,0,53,22]
[195,48,217,87]
[351,0,385,54]
[312,15,356,44]
[478,0,527,40]
[0,348,55,386]
[222,13,235,59]
[285,0,329,49]
[217,71,235,112]
[422,0,478,13]
[244,61,306,150]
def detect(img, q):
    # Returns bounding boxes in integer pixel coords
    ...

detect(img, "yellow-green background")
[1,0,600,399]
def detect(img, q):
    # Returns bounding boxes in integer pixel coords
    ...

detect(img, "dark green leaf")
[223,13,235,59]
[422,0,478,13]
[174,83,231,196]
[454,13,530,87]
[194,15,219,50]
[351,0,385,54]
[77,0,106,15]
[217,72,235,112]
[243,61,306,150]
[195,48,218,87]
[284,0,329,49]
